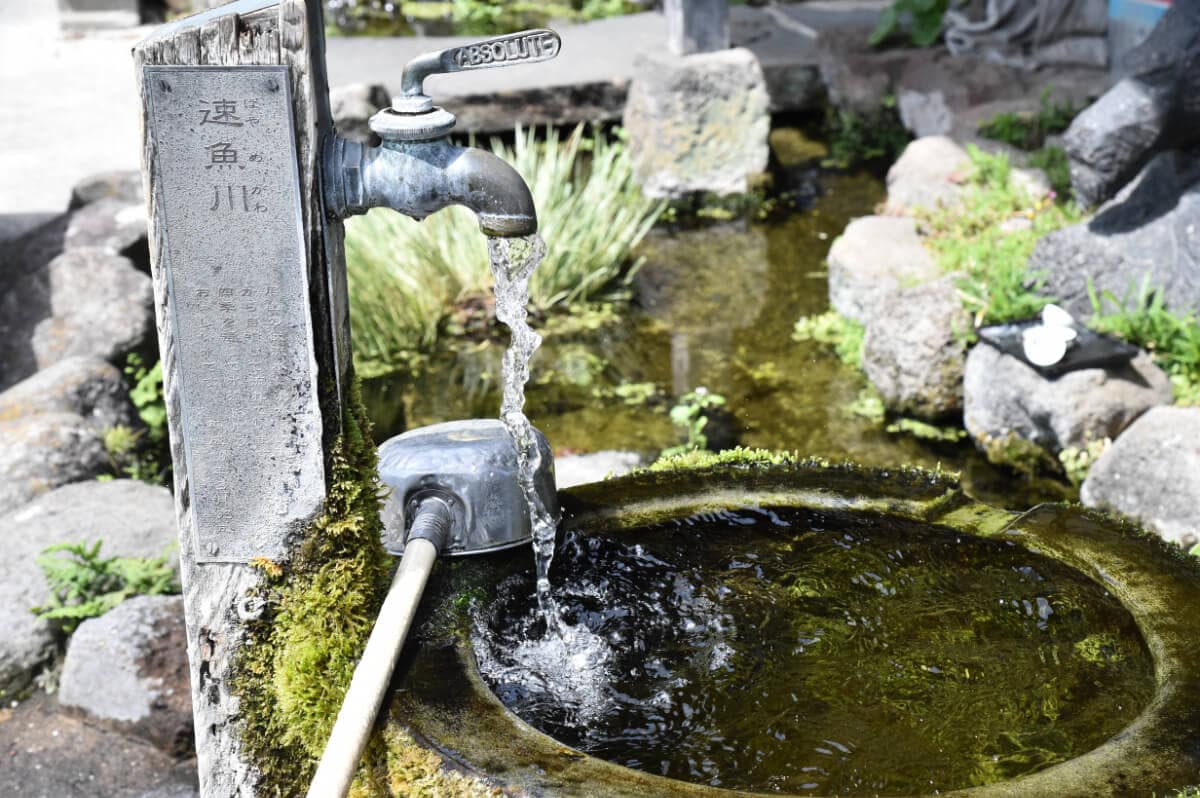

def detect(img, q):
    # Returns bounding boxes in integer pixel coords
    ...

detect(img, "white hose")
[305,536,440,798]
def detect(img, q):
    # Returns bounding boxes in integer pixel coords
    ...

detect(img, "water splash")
[486,234,613,706]
[487,234,560,621]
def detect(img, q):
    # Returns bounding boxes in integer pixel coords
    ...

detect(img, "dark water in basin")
[474,507,1155,795]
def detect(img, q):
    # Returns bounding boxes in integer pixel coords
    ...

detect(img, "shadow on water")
[361,167,1071,510]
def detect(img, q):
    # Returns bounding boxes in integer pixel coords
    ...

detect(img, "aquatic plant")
[822,98,911,169]
[792,311,865,368]
[886,417,967,442]
[978,88,1078,151]
[345,125,664,377]
[922,145,1083,327]
[32,541,179,634]
[1088,278,1200,406]
[662,387,727,458]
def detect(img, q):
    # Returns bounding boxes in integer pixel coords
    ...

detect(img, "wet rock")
[624,48,770,198]
[1081,406,1200,548]
[1065,3,1200,206]
[0,480,177,697]
[556,451,644,490]
[329,82,391,144]
[862,277,970,419]
[69,170,144,210]
[0,412,109,517]
[0,248,155,391]
[885,136,971,214]
[0,692,197,798]
[0,356,139,431]
[1029,150,1200,318]
[963,344,1172,456]
[59,596,191,756]
[826,216,941,324]
[64,197,149,262]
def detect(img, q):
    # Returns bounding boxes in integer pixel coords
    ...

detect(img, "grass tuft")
[977,88,1077,152]
[1088,278,1200,405]
[345,125,663,377]
[921,145,1083,328]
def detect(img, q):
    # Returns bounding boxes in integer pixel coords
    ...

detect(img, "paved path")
[0,1,889,236]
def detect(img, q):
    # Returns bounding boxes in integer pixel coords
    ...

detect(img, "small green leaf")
[911,8,946,46]
[869,5,899,46]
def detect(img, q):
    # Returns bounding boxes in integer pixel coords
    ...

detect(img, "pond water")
[473,506,1155,795]
[362,166,1071,509]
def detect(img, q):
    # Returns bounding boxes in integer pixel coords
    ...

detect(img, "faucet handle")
[394,29,562,114]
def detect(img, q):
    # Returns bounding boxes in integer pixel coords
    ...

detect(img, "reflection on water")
[362,168,1070,509]
[474,507,1155,795]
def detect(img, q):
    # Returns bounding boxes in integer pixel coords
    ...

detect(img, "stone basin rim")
[394,460,1200,798]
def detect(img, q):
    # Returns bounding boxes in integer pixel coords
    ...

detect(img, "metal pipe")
[305,498,453,798]
[324,135,538,237]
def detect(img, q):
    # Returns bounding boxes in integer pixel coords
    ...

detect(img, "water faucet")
[322,29,562,237]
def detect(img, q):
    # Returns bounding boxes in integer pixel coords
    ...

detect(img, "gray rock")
[60,595,191,756]
[897,89,955,139]
[0,412,110,517]
[1064,79,1164,207]
[0,692,196,798]
[624,48,770,198]
[0,248,155,391]
[69,170,144,210]
[555,451,644,490]
[0,356,139,431]
[1029,150,1200,318]
[862,277,970,419]
[1082,406,1200,548]
[64,197,149,260]
[885,136,971,214]
[1065,2,1200,205]
[963,344,1172,455]
[0,480,177,697]
[329,82,391,144]
[826,216,942,324]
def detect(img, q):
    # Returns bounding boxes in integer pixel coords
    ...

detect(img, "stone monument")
[134,1,351,793]
[624,0,770,199]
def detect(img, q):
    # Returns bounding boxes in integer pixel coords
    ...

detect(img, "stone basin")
[384,458,1200,797]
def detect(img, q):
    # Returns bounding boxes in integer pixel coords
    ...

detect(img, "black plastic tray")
[976,319,1140,377]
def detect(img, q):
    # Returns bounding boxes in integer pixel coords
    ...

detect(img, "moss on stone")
[230,379,502,797]
[641,446,813,474]
[978,432,1061,476]
[350,726,499,798]
[231,380,393,796]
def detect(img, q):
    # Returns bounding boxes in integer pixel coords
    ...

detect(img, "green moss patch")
[232,381,393,795]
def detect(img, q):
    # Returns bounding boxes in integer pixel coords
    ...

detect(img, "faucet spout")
[324,135,537,238]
